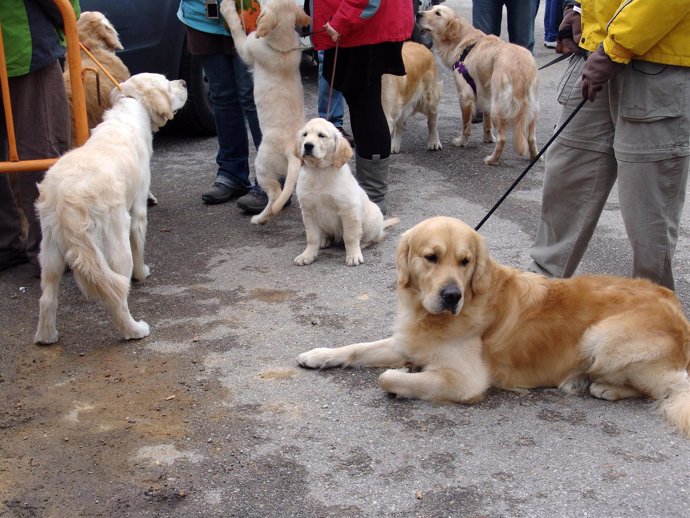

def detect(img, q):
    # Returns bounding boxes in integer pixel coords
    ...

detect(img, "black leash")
[474,97,588,231]
[538,52,572,70]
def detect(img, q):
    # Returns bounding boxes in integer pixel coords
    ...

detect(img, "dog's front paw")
[297,348,342,369]
[452,136,469,147]
[124,320,150,340]
[345,251,364,266]
[427,138,442,151]
[294,253,317,265]
[219,0,239,23]
[133,264,150,282]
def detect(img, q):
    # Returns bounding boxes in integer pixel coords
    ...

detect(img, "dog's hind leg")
[129,200,150,282]
[102,222,149,340]
[527,117,539,160]
[484,118,506,165]
[251,176,281,225]
[34,234,66,345]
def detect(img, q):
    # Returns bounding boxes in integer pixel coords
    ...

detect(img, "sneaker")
[201,182,249,204]
[236,185,292,215]
[544,41,557,48]
[337,127,355,148]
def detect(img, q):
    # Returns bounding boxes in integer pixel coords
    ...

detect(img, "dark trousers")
[0,61,69,265]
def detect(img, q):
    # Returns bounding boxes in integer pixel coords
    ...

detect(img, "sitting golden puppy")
[294,118,399,266]
[299,216,690,437]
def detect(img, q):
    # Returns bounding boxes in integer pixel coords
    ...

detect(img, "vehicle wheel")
[168,47,216,136]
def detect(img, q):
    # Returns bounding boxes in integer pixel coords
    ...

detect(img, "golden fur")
[220,0,311,225]
[381,41,442,154]
[298,216,690,437]
[293,118,399,266]
[64,11,130,147]
[419,6,539,165]
[34,74,187,344]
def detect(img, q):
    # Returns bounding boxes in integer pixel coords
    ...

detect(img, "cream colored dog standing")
[381,41,442,154]
[294,118,399,266]
[220,0,311,224]
[34,74,187,344]
[419,6,539,165]
[299,216,690,437]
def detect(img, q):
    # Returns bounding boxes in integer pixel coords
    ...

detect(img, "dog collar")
[452,43,477,95]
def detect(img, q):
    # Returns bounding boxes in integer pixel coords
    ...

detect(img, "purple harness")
[452,43,477,95]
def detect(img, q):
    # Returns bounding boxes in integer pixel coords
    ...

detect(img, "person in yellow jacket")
[530,0,690,290]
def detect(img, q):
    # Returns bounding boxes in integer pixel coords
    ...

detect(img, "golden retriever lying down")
[64,11,130,147]
[381,41,442,154]
[294,118,399,266]
[419,6,539,165]
[34,74,187,344]
[298,216,690,437]
[220,0,311,225]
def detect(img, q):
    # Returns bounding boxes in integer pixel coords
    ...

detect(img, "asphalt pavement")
[2,1,690,516]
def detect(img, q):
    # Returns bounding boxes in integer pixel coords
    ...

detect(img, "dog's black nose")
[440,284,462,310]
[303,142,314,155]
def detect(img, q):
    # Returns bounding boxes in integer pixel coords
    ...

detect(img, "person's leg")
[200,53,251,203]
[612,63,690,290]
[318,50,344,128]
[505,0,540,52]
[7,61,69,267]
[472,0,503,36]
[543,0,562,46]
[617,157,688,290]
[343,79,392,213]
[232,54,262,150]
[530,56,617,277]
[0,175,26,270]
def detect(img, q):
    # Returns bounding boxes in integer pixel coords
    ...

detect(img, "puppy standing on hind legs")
[34,74,188,344]
[219,0,311,225]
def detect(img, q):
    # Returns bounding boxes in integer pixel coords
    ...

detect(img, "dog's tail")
[271,155,300,216]
[59,203,130,304]
[383,217,400,229]
[660,378,690,438]
[511,77,540,158]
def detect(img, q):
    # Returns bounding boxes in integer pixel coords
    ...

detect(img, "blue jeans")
[472,0,540,53]
[234,57,262,150]
[201,53,253,190]
[544,0,564,43]
[317,50,344,127]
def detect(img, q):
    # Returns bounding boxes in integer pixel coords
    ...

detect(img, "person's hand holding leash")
[324,22,340,42]
[580,46,625,102]
[556,6,582,55]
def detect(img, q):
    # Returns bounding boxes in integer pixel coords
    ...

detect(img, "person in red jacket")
[310,0,414,215]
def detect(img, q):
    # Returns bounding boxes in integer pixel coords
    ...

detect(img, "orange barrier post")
[0,0,88,174]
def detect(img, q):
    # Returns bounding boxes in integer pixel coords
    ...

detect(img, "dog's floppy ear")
[101,21,124,51]
[470,232,491,295]
[333,130,353,168]
[121,78,174,127]
[441,16,463,44]
[396,229,412,288]
[294,130,304,163]
[295,8,311,29]
[255,8,278,37]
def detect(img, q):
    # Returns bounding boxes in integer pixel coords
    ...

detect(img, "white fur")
[34,73,187,344]
[220,0,311,224]
[294,118,398,266]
